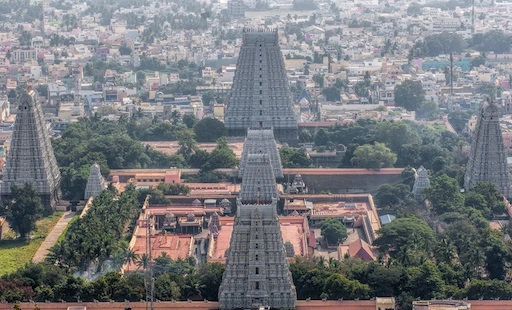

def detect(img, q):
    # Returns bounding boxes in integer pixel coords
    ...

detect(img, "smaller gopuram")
[412,166,430,198]
[84,163,105,199]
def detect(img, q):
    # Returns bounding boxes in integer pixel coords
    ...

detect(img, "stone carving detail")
[1,88,61,209]
[464,99,510,197]
[239,128,283,179]
[225,29,298,145]
[84,163,105,199]
[219,135,296,309]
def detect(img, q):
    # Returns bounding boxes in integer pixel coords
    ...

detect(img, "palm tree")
[136,253,150,271]
[124,248,139,272]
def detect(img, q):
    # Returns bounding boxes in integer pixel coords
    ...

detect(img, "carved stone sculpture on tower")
[464,99,510,197]
[84,163,105,199]
[1,87,61,209]
[218,153,296,309]
[238,128,283,179]
[225,28,298,145]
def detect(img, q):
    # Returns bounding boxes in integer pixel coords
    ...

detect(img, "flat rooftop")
[208,215,311,263]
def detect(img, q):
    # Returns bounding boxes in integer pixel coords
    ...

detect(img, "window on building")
[255,282,260,290]
[255,267,259,274]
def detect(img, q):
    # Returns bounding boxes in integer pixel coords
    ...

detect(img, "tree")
[177,129,197,161]
[119,44,132,56]
[424,174,464,214]
[323,273,370,300]
[416,100,440,120]
[299,129,312,143]
[320,218,347,245]
[156,182,190,196]
[182,114,198,129]
[154,274,181,301]
[201,137,238,171]
[374,216,434,260]
[394,80,425,111]
[322,87,341,101]
[201,91,216,106]
[312,74,325,88]
[1,183,44,238]
[194,118,226,142]
[279,146,312,168]
[198,262,225,301]
[375,183,414,208]
[403,261,445,300]
[350,142,397,170]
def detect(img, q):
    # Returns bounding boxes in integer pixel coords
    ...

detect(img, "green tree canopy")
[350,142,397,170]
[1,183,44,238]
[320,218,347,245]
[394,80,426,111]
[424,174,464,214]
[279,146,312,168]
[193,117,227,142]
[374,216,435,260]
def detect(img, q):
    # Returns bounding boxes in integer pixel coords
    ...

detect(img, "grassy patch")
[0,212,63,275]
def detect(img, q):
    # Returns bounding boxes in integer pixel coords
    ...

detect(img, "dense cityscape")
[2,0,512,309]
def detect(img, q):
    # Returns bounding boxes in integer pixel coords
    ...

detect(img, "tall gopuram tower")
[238,128,283,179]
[1,88,61,210]
[218,153,296,309]
[464,99,510,197]
[225,28,298,145]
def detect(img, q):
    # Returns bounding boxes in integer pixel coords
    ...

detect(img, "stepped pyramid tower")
[464,99,510,197]
[412,166,430,198]
[219,153,296,309]
[1,87,61,209]
[84,163,105,199]
[238,128,283,179]
[225,28,298,145]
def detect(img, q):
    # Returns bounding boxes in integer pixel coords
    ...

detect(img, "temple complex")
[84,163,105,199]
[1,88,61,209]
[464,99,510,197]
[224,29,298,145]
[412,166,430,198]
[218,140,296,309]
[238,128,283,179]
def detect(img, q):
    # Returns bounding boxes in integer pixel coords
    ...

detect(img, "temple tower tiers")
[84,163,105,199]
[238,128,283,179]
[219,154,296,309]
[412,166,430,197]
[1,88,61,209]
[464,99,510,197]
[225,28,298,145]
